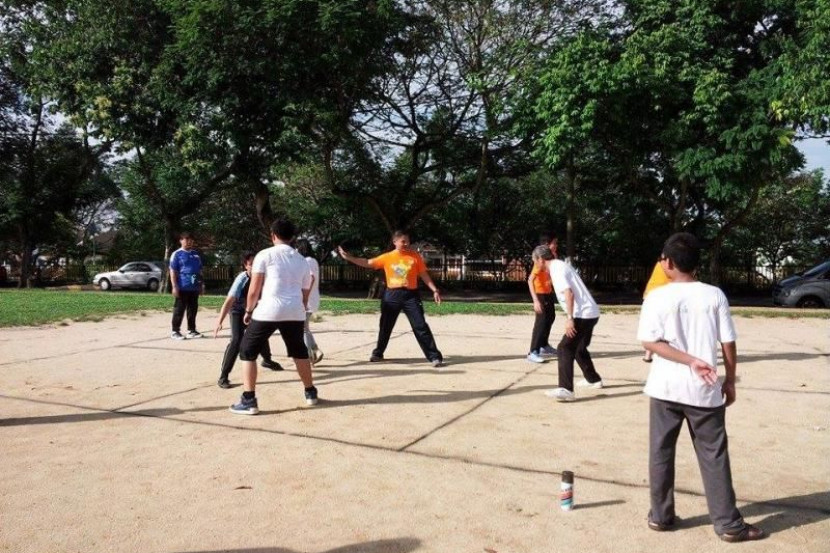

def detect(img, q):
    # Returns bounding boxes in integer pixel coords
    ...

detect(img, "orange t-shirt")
[369,249,427,290]
[530,264,553,294]
[643,261,670,298]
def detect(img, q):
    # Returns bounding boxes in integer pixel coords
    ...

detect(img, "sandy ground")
[0,309,828,553]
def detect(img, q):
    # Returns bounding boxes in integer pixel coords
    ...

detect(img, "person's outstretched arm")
[214,296,235,338]
[337,246,373,269]
[419,270,442,304]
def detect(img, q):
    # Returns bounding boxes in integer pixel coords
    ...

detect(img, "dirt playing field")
[0,309,827,553]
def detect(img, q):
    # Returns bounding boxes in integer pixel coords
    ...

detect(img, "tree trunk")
[18,230,33,289]
[565,163,576,261]
[253,180,275,232]
[159,219,176,293]
[709,236,724,286]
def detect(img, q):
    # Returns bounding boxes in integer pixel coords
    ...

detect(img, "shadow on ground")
[166,538,421,553]
[672,491,830,536]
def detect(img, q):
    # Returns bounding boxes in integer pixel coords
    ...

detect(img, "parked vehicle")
[772,260,830,308]
[93,262,164,291]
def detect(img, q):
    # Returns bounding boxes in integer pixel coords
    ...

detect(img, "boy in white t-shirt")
[542,237,603,402]
[229,219,317,415]
[637,233,764,543]
[296,239,323,364]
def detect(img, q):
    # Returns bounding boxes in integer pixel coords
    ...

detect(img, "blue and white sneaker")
[540,345,557,357]
[304,386,319,406]
[229,396,259,415]
[527,352,546,363]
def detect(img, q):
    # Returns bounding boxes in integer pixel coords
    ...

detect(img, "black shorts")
[239,320,308,360]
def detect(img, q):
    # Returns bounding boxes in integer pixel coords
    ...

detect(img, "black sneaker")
[261,359,284,371]
[185,330,202,339]
[369,354,384,362]
[229,395,259,415]
[217,378,231,389]
[171,331,185,340]
[304,386,319,406]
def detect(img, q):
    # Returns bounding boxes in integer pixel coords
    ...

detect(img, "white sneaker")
[431,359,445,368]
[576,378,603,389]
[186,330,202,339]
[544,388,575,402]
[526,352,546,363]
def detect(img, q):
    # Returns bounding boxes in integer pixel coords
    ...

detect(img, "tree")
[333,0,606,238]
[11,0,409,258]
[531,1,806,279]
[729,170,830,281]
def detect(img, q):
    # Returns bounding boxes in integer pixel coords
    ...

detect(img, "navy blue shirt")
[169,248,203,292]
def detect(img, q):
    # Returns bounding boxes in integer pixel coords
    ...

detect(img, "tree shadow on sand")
[675,491,830,536]
[167,537,421,553]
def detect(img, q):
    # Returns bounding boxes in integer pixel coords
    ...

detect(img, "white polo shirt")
[637,281,737,408]
[548,259,600,319]
[251,244,312,322]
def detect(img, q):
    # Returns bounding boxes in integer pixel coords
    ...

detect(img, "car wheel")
[796,296,825,308]
[99,278,111,291]
[147,278,159,292]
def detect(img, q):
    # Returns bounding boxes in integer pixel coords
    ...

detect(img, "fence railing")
[2,260,811,293]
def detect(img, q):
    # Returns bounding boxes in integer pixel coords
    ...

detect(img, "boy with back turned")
[637,232,764,543]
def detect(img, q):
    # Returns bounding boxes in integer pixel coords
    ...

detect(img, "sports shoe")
[217,378,231,389]
[540,345,557,357]
[186,330,202,339]
[719,524,766,543]
[171,331,185,340]
[229,395,259,415]
[544,388,575,402]
[312,350,324,364]
[526,352,546,363]
[431,359,445,368]
[576,378,603,389]
[369,354,384,362]
[261,359,284,371]
[304,386,319,406]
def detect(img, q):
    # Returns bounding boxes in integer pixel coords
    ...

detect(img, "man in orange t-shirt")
[338,230,444,367]
[527,245,557,363]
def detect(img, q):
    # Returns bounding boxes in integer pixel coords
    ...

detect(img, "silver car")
[772,260,830,308]
[93,262,164,291]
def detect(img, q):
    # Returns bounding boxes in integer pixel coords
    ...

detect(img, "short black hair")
[241,251,255,265]
[179,231,194,240]
[539,231,557,245]
[295,238,311,257]
[392,229,410,241]
[662,232,701,273]
[270,219,296,241]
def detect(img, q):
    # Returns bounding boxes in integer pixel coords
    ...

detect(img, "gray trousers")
[649,398,746,535]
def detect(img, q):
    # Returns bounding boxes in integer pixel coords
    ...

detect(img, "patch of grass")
[0,289,825,328]
[0,289,224,328]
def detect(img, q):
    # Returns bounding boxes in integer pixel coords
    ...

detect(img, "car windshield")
[802,261,830,279]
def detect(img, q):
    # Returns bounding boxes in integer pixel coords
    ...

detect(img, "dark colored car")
[772,260,830,308]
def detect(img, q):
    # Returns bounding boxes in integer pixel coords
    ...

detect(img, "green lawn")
[0,289,825,327]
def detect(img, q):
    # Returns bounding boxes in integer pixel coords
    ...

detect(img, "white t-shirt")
[548,260,600,319]
[305,256,320,313]
[250,244,312,322]
[637,281,737,408]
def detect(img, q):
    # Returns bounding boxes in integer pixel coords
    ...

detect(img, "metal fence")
[2,260,810,292]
